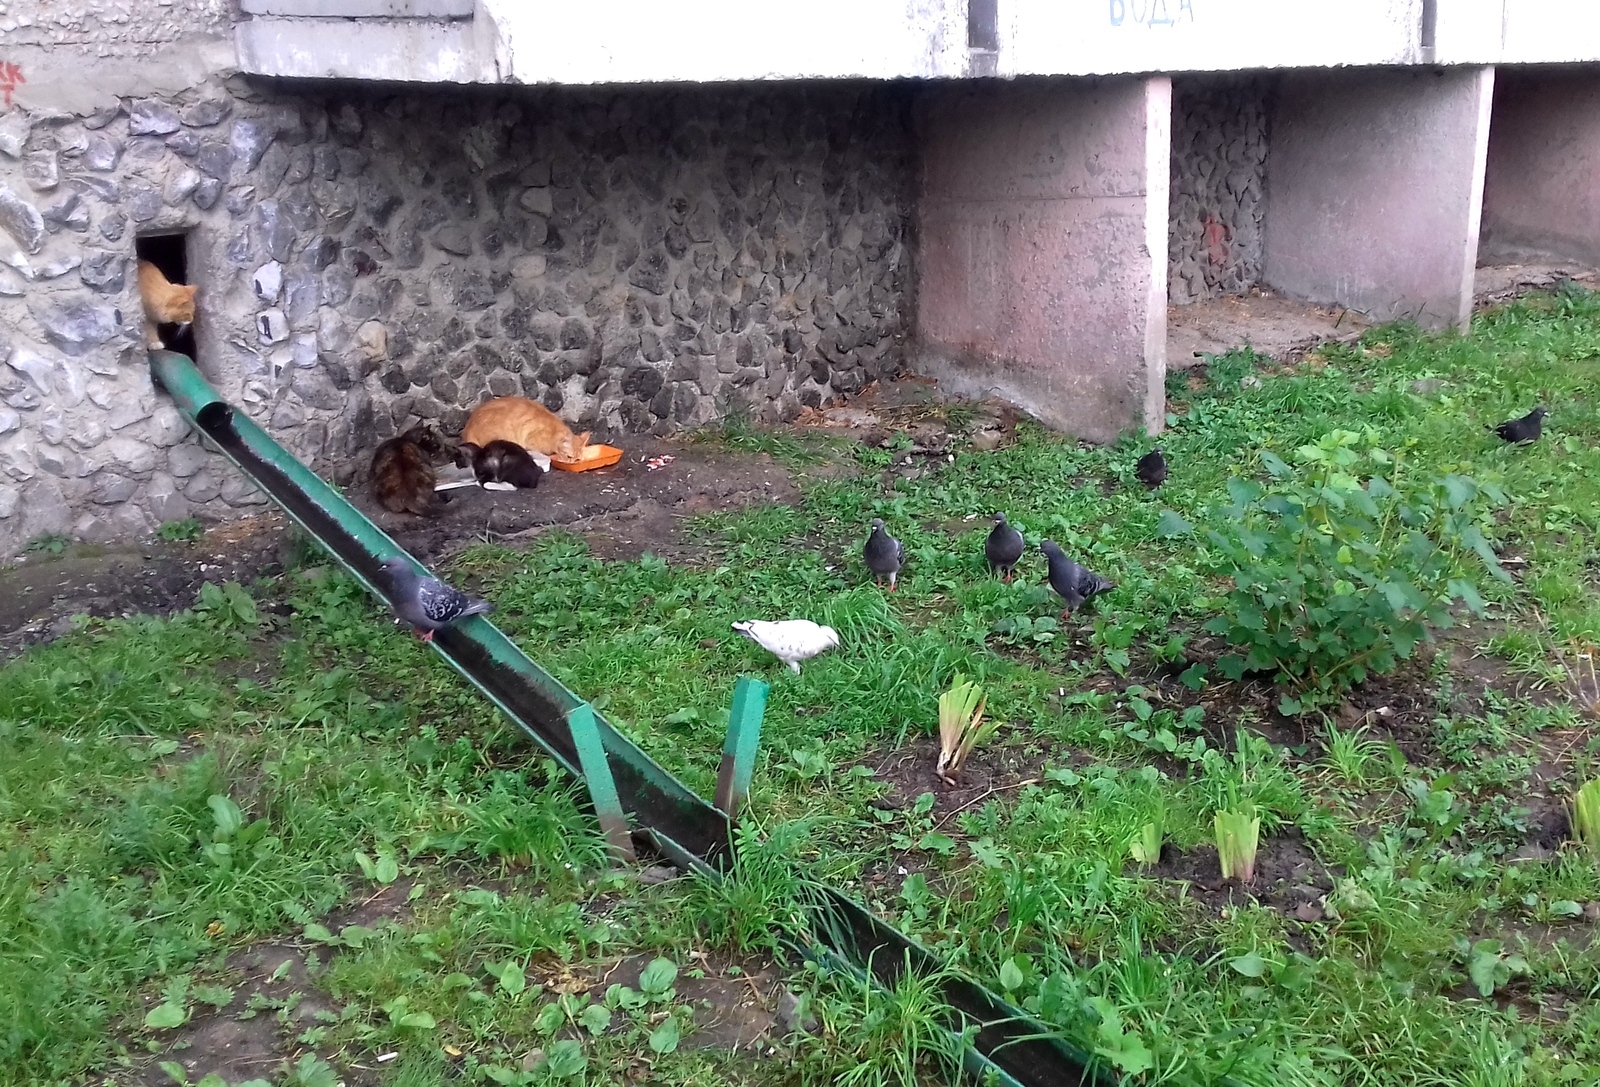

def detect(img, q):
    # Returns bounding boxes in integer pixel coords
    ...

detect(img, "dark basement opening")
[967,0,999,51]
[134,231,197,359]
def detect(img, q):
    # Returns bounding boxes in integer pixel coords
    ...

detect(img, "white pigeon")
[731,619,840,674]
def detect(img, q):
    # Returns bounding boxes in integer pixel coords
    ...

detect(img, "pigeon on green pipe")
[381,556,494,642]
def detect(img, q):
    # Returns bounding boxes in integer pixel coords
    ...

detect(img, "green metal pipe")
[151,349,1120,1087]
[150,349,721,867]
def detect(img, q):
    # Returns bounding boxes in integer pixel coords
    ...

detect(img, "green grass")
[6,286,1600,1086]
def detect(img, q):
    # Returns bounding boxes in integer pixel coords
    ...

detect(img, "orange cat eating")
[137,260,197,350]
[461,397,590,462]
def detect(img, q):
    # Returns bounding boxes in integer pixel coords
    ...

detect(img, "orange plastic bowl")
[550,444,624,473]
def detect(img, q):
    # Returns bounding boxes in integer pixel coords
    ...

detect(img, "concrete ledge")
[241,0,474,17]
[235,15,497,82]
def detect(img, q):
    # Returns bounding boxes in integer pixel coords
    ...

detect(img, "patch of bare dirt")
[793,375,1027,458]
[868,731,1066,819]
[1473,261,1600,310]
[1144,826,1341,922]
[132,880,420,1087]
[353,436,807,565]
[0,436,832,660]
[0,512,289,663]
[1168,288,1370,369]
[1442,618,1573,717]
[600,952,780,1052]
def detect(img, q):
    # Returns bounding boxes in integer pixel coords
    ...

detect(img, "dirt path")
[0,437,820,660]
[358,436,811,566]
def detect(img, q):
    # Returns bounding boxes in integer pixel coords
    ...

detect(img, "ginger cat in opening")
[137,260,197,350]
[461,397,590,461]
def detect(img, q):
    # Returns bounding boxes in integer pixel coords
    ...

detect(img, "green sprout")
[1215,804,1261,883]
[1570,779,1600,857]
[935,673,996,784]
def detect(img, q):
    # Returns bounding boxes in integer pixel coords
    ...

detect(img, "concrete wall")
[0,0,234,49]
[1480,68,1600,266]
[1260,67,1494,330]
[0,76,916,559]
[233,1,1600,86]
[1168,76,1269,304]
[915,77,1169,444]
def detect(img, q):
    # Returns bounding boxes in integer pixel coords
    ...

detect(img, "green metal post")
[567,702,635,863]
[714,676,768,820]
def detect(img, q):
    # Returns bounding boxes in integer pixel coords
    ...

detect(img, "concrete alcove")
[1478,66,1600,283]
[1168,65,1499,368]
[1259,66,1494,333]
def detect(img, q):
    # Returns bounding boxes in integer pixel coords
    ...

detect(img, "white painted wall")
[235,17,503,83]
[1426,0,1600,63]
[998,0,1424,76]
[485,0,970,84]
[1498,0,1600,64]
[228,0,1600,85]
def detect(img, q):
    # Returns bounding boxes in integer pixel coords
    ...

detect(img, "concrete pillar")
[1261,66,1495,330]
[1481,67,1600,267]
[914,77,1171,443]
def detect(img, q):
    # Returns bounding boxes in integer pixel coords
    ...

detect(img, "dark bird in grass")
[1491,407,1547,444]
[380,555,494,643]
[864,518,905,590]
[1135,449,1168,488]
[1040,540,1115,619]
[985,513,1025,582]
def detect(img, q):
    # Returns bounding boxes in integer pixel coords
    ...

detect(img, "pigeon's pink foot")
[418,629,435,643]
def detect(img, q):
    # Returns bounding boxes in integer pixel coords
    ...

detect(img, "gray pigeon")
[984,513,1024,582]
[864,518,905,590]
[1039,540,1115,618]
[380,555,494,642]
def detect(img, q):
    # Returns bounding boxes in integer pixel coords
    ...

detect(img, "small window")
[968,0,999,51]
[135,232,197,358]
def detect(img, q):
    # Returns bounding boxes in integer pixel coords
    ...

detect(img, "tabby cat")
[370,424,448,517]
[137,260,197,350]
[461,397,590,461]
[456,439,545,490]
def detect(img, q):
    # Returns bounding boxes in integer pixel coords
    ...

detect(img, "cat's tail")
[404,488,448,518]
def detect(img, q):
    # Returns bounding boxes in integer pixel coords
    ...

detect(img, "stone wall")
[1167,77,1269,304]
[0,0,235,49]
[0,77,914,557]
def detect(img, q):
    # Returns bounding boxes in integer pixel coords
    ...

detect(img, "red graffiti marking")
[0,62,23,107]
[1202,214,1231,268]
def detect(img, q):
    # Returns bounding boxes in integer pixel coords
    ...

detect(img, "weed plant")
[1203,428,1507,710]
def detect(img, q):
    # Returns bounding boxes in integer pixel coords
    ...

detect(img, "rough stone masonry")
[1168,77,1270,305]
[0,78,914,558]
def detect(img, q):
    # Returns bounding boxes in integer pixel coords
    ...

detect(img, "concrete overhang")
[235,0,506,83]
[232,0,1600,86]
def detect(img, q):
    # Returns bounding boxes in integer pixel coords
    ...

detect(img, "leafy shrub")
[1203,430,1508,709]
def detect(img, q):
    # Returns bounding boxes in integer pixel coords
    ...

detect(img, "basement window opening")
[135,232,198,359]
[968,0,999,51]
